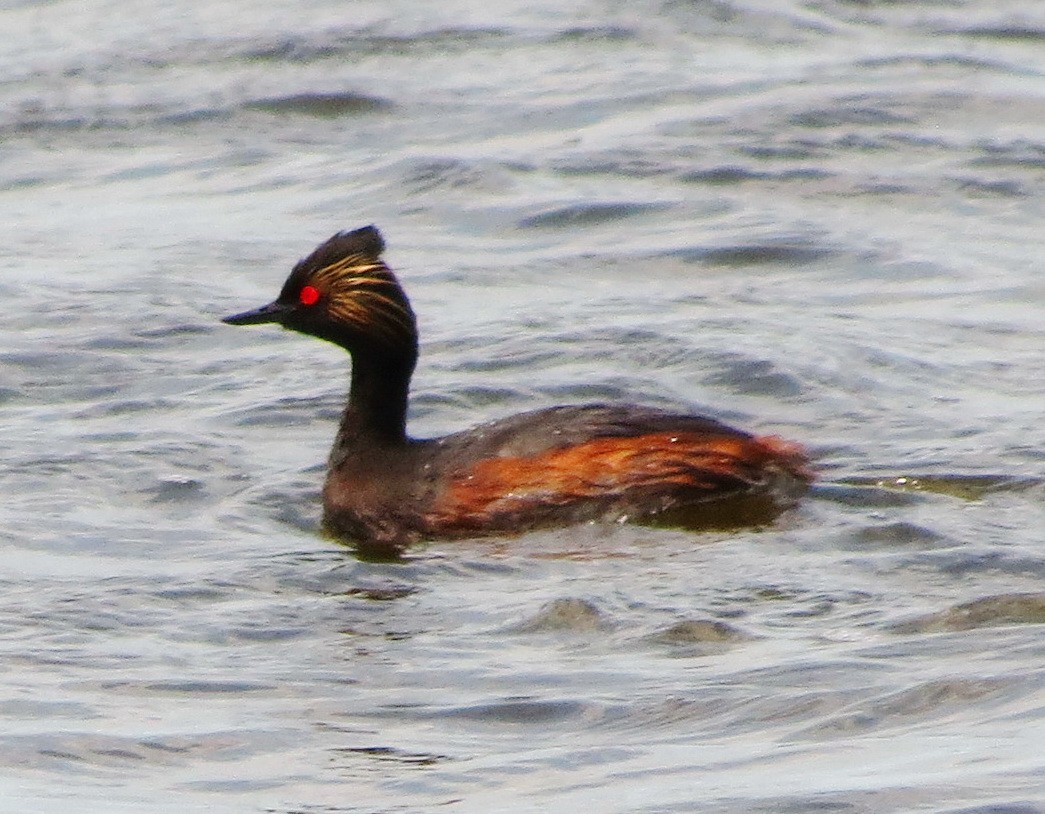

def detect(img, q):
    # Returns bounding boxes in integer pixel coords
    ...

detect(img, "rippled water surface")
[1,1,1043,812]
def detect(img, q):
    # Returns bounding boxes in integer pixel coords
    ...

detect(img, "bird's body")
[224,226,812,555]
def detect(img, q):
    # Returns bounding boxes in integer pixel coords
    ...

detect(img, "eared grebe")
[224,226,812,555]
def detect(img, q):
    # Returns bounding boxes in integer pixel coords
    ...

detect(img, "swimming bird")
[224,226,812,555]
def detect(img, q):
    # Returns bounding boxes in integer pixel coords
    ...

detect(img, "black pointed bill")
[222,300,294,326]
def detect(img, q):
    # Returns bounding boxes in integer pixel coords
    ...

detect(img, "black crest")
[280,225,386,301]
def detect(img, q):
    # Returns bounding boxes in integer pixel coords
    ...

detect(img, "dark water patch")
[903,550,1045,581]
[342,583,417,602]
[328,744,452,773]
[971,139,1045,170]
[954,177,1028,198]
[739,142,822,161]
[679,165,832,185]
[81,334,155,352]
[0,173,53,190]
[138,739,192,755]
[946,26,1045,43]
[243,92,392,117]
[179,777,288,793]
[650,618,749,644]
[812,483,928,509]
[157,106,231,126]
[830,132,892,152]
[148,583,241,603]
[228,624,312,643]
[337,540,411,566]
[5,111,97,135]
[679,165,762,185]
[891,593,1045,635]
[518,201,670,229]
[855,52,1025,74]
[556,25,638,43]
[438,697,590,725]
[941,804,1044,814]
[702,354,806,398]
[647,618,753,653]
[847,521,950,551]
[134,322,216,341]
[642,488,809,536]
[789,103,913,129]
[704,787,959,814]
[104,679,276,694]
[511,598,612,634]
[142,476,207,505]
[837,475,1041,501]
[74,397,182,419]
[674,241,835,267]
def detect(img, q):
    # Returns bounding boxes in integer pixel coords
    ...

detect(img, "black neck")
[337,342,417,447]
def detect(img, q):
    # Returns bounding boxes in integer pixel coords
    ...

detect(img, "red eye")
[299,285,321,306]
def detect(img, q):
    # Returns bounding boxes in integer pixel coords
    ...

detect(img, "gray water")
[1,1,1043,812]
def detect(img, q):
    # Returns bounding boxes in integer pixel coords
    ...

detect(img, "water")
[1,1,1043,811]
